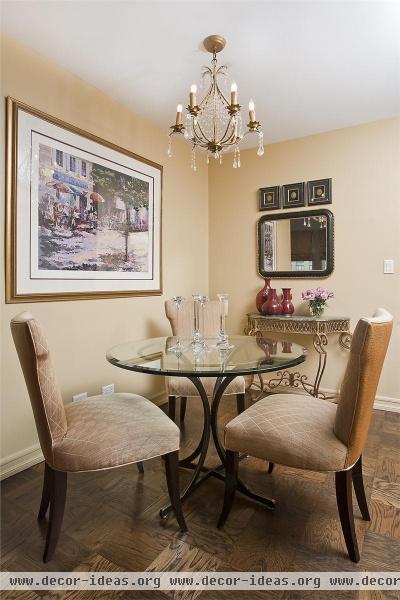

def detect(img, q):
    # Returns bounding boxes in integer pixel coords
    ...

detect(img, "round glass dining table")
[107,334,306,518]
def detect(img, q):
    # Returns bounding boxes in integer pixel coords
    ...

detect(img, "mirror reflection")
[258,209,333,278]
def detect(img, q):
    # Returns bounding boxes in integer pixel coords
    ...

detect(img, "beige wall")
[0,36,209,465]
[209,118,400,400]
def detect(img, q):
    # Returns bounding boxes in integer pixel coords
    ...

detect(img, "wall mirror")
[258,209,334,278]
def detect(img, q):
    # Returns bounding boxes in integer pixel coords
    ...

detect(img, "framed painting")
[282,182,305,209]
[5,97,162,303]
[307,178,332,205]
[259,186,280,211]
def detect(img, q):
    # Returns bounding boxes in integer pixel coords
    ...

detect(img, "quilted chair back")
[11,312,67,466]
[165,299,224,339]
[334,308,393,467]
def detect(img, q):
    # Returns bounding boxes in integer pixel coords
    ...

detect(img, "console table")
[244,314,352,399]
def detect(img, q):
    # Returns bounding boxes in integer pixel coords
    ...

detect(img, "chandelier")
[167,35,264,170]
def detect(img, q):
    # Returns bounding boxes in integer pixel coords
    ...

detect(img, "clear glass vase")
[309,302,325,318]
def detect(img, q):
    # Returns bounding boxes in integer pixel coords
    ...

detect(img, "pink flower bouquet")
[302,287,334,317]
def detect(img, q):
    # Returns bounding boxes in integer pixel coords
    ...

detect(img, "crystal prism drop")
[257,132,264,156]
[191,147,197,172]
[167,139,173,158]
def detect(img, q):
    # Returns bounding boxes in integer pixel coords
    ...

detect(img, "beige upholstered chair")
[218,308,393,563]
[165,299,246,422]
[11,312,186,562]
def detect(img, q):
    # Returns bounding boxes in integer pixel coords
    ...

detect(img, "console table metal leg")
[312,333,328,397]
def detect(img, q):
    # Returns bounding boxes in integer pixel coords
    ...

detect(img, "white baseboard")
[0,444,44,480]
[373,395,400,413]
[319,387,400,413]
[0,390,169,481]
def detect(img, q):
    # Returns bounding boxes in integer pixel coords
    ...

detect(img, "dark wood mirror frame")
[257,208,334,278]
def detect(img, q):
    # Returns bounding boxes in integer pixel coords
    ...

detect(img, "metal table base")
[159,375,275,519]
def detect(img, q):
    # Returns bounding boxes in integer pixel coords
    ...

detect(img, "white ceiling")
[2,0,400,147]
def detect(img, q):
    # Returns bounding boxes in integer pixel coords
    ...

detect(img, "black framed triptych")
[259,178,332,211]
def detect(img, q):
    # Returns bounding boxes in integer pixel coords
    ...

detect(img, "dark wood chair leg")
[335,469,360,563]
[136,462,144,474]
[218,450,239,528]
[168,396,176,422]
[267,462,275,474]
[352,456,370,521]
[180,397,187,423]
[236,393,245,414]
[163,451,187,532]
[43,467,67,563]
[38,462,52,520]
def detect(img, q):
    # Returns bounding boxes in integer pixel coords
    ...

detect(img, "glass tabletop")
[107,335,306,377]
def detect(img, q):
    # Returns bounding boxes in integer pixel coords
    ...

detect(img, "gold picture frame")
[5,97,162,303]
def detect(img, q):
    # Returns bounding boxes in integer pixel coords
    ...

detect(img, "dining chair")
[217,308,393,563]
[165,299,246,422]
[11,312,186,563]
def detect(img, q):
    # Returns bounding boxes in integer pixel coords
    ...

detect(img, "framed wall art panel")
[5,98,162,302]
[259,185,280,211]
[282,182,305,209]
[307,178,332,205]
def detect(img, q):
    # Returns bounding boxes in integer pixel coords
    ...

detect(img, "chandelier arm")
[192,119,212,146]
[214,78,230,107]
[192,130,210,149]
[218,117,238,146]
[193,115,216,145]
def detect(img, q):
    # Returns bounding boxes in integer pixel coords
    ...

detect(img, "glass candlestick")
[217,293,234,349]
[199,295,209,349]
[192,294,206,351]
[168,295,185,352]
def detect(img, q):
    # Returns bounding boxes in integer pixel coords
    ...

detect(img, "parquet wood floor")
[1,395,399,599]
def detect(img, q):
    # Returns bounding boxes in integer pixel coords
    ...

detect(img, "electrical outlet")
[102,383,115,395]
[72,392,87,402]
[383,259,394,274]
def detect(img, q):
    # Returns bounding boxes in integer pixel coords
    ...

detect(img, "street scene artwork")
[38,143,150,274]
[7,100,162,301]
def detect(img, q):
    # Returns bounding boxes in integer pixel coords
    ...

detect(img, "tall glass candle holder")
[217,293,234,349]
[192,294,207,351]
[192,294,202,346]
[199,295,209,349]
[168,295,185,352]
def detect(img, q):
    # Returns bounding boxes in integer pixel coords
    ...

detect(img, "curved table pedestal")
[159,374,275,519]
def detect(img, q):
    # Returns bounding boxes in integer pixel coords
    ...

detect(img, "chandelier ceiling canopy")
[168,35,264,170]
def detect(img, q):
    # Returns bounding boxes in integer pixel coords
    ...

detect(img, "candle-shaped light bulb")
[189,84,197,108]
[230,81,238,105]
[248,99,256,122]
[176,104,183,125]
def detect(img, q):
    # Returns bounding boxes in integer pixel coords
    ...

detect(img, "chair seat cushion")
[224,393,349,472]
[167,375,245,397]
[53,393,179,472]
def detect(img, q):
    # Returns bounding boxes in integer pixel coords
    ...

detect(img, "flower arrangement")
[302,287,334,317]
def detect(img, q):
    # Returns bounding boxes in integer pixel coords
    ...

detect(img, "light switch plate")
[383,259,394,274]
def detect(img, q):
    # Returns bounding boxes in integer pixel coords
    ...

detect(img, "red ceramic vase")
[256,278,271,314]
[263,288,282,315]
[281,288,294,316]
